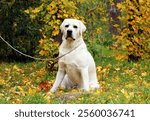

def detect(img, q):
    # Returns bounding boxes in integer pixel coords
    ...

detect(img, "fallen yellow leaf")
[0,93,4,97]
[17,86,24,91]
[115,67,120,71]
[143,81,150,87]
[0,78,5,85]
[112,76,120,82]
[28,88,36,95]
[121,89,130,99]
[96,66,102,72]
[141,72,147,76]
[125,83,135,88]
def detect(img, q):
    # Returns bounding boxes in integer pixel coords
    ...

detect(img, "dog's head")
[60,18,86,41]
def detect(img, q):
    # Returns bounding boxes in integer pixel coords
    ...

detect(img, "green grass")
[22,93,48,104]
[0,45,150,104]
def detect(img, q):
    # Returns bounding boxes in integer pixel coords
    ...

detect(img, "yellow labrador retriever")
[50,18,100,92]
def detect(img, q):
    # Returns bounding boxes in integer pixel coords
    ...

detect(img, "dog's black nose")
[67,30,72,36]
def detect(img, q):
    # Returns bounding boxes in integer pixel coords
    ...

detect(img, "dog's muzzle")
[66,30,75,40]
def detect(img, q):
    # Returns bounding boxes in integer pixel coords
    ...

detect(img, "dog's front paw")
[50,88,57,93]
[90,83,100,90]
[78,86,90,92]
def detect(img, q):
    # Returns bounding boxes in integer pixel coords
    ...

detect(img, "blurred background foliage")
[0,0,41,61]
[0,0,149,62]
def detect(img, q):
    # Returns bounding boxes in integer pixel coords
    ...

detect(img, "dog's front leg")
[50,68,65,93]
[80,67,89,92]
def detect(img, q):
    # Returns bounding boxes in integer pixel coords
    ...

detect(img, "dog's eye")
[73,25,78,28]
[65,25,69,28]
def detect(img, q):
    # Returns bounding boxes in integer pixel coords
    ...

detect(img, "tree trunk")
[108,0,123,35]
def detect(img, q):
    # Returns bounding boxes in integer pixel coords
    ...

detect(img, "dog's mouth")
[66,30,75,40]
[66,36,75,41]
[66,34,75,40]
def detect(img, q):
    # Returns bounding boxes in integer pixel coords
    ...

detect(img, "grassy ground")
[0,45,150,104]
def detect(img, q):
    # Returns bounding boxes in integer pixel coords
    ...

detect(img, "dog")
[50,18,100,92]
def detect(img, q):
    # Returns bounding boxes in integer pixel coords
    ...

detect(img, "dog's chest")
[59,44,89,68]
[59,53,82,83]
[59,42,89,70]
[59,45,82,64]
[59,50,79,67]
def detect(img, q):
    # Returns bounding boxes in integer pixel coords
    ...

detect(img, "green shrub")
[0,0,41,61]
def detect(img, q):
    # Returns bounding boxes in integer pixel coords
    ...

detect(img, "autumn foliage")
[24,0,150,61]
[24,0,84,58]
[112,0,150,61]
[0,0,150,104]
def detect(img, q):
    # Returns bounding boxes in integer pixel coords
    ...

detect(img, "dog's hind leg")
[60,75,77,89]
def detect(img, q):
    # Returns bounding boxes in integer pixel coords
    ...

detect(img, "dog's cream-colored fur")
[50,19,100,92]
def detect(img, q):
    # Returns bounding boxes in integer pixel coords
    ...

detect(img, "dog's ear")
[60,19,66,33]
[79,20,86,33]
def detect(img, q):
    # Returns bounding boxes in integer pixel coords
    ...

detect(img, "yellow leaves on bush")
[39,50,49,56]
[47,0,79,34]
[114,0,150,59]
[31,7,42,14]
[117,3,124,9]
[39,38,44,45]
[24,9,30,14]
[47,1,57,15]
[38,38,59,58]
[139,0,144,4]
[24,4,44,19]
[116,3,125,10]
[34,0,84,57]
[25,4,43,14]
[62,0,77,12]
[52,29,60,36]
